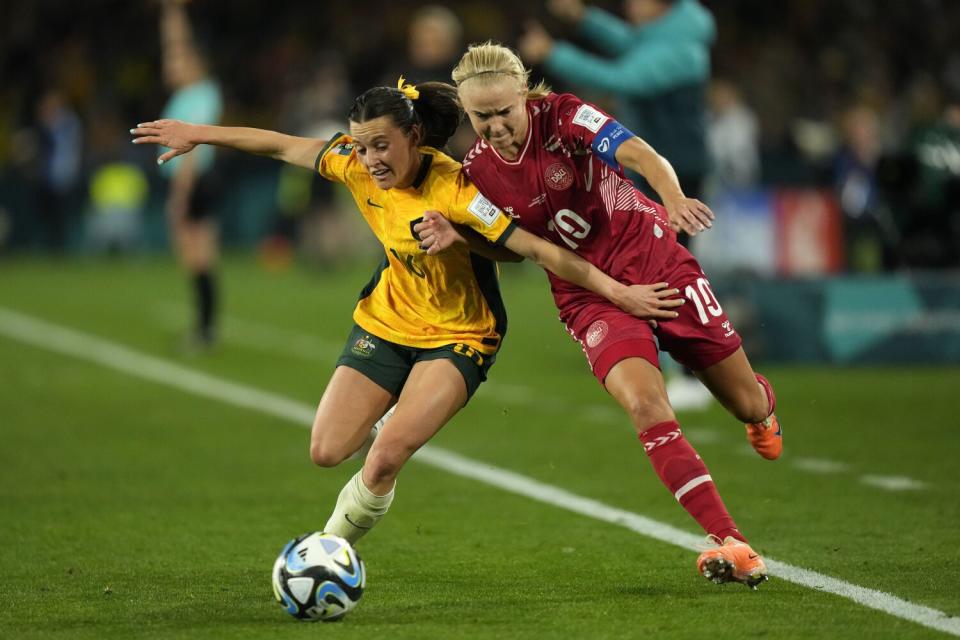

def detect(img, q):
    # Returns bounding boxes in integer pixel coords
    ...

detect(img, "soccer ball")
[271,532,366,621]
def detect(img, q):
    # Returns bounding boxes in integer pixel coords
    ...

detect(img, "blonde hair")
[451,41,551,100]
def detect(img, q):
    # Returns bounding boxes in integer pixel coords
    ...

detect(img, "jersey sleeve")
[554,93,635,169]
[554,93,615,151]
[315,132,356,184]
[448,174,517,246]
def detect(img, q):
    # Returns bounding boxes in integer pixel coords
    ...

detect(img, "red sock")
[639,421,746,543]
[755,373,776,417]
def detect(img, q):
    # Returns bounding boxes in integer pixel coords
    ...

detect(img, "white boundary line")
[1,306,957,637]
[147,304,929,493]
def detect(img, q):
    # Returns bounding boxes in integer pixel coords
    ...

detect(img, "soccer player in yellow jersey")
[132,79,682,546]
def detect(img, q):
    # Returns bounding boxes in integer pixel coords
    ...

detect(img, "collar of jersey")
[405,152,433,190]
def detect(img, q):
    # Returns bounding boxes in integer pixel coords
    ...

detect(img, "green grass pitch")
[1,256,958,639]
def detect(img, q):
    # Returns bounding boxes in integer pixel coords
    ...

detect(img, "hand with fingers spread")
[131,119,201,164]
[664,197,715,236]
[613,282,685,322]
[414,210,466,255]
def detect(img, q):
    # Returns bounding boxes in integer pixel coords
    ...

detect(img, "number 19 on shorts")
[685,277,723,325]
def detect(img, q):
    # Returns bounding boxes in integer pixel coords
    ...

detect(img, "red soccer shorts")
[563,274,743,384]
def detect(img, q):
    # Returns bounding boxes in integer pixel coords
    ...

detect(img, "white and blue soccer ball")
[271,532,366,621]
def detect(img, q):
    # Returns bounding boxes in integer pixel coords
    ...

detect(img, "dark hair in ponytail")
[348,81,463,149]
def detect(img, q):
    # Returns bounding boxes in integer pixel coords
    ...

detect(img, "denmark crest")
[545,162,573,191]
[586,320,609,348]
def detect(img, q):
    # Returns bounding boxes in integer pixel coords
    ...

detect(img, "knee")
[363,445,409,487]
[620,391,674,431]
[309,439,350,468]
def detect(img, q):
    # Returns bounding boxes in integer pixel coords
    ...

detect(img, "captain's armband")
[591,120,635,169]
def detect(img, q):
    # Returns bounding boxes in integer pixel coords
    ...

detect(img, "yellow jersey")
[316,133,517,355]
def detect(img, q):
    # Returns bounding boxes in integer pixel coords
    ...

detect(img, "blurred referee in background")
[156,0,223,349]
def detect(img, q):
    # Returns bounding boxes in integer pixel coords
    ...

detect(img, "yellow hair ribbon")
[397,76,420,101]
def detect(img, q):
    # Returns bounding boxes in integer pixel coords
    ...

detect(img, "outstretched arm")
[547,0,638,56]
[614,136,715,235]
[158,1,205,218]
[161,0,196,62]
[131,119,325,170]
[415,211,682,321]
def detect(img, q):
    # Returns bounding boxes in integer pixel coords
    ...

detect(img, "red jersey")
[463,93,700,325]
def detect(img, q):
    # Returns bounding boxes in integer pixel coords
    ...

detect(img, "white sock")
[323,470,394,544]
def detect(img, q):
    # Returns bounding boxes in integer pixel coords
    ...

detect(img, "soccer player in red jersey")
[416,42,779,588]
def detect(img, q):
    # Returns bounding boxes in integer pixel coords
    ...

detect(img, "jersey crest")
[333,142,355,156]
[545,163,574,191]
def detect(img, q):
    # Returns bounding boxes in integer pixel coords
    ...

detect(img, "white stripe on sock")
[674,474,713,501]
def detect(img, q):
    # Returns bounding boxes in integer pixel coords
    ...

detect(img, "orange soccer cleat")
[697,536,768,589]
[746,414,782,460]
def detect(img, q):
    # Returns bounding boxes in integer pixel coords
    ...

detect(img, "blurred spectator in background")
[156,0,223,348]
[833,103,898,271]
[520,0,714,202]
[899,87,960,268]
[707,78,760,192]
[0,0,957,275]
[85,110,148,254]
[384,5,473,159]
[85,165,149,255]
[520,0,716,410]
[266,53,366,269]
[403,5,464,83]
[34,89,83,253]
